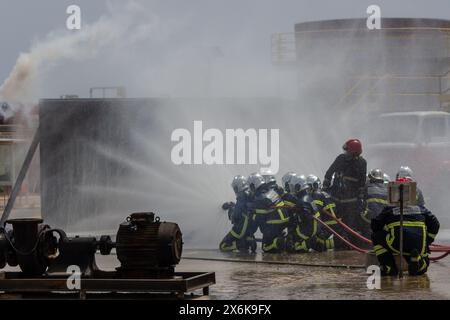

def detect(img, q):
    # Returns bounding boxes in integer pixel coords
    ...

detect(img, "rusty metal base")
[0,271,215,300]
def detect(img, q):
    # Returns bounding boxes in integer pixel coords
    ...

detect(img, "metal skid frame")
[0,271,216,299]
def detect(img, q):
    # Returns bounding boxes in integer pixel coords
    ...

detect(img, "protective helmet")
[1,102,10,111]
[306,174,321,191]
[289,175,308,194]
[281,172,297,192]
[396,166,413,180]
[247,172,266,192]
[263,174,277,185]
[231,175,248,194]
[383,173,391,184]
[343,139,362,156]
[260,169,276,185]
[368,168,384,183]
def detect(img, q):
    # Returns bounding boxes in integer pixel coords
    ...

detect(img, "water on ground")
[94,249,450,300]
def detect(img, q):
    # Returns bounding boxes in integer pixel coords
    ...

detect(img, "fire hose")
[430,245,449,249]
[312,215,369,254]
[312,215,450,260]
[276,205,450,261]
[316,209,450,261]
[428,251,450,260]
[318,209,450,250]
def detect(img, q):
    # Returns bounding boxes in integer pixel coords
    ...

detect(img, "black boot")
[408,249,428,276]
[246,236,257,253]
[377,251,398,276]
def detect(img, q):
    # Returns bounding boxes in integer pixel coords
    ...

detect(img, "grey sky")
[1,0,450,98]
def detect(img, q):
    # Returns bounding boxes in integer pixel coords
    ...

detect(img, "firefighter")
[246,172,290,253]
[323,139,367,235]
[306,174,341,251]
[371,177,440,276]
[262,170,284,196]
[285,175,323,253]
[280,172,299,211]
[281,172,298,194]
[279,172,302,236]
[396,166,425,206]
[220,175,256,252]
[360,169,388,238]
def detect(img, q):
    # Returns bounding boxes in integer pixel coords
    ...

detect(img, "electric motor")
[115,212,183,277]
[0,212,182,279]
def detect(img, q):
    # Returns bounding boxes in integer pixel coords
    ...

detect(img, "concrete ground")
[0,248,448,300]
[95,249,450,300]
[177,249,450,300]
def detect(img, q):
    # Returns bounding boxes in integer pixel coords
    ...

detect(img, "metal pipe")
[0,127,40,226]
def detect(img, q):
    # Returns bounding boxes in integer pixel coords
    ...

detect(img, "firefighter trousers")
[251,209,289,253]
[220,215,256,252]
[372,230,429,276]
[335,200,371,250]
[286,212,327,253]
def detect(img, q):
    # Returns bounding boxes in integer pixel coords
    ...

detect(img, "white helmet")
[248,172,266,192]
[231,175,248,194]
[368,168,384,183]
[396,166,413,180]
[261,169,276,185]
[306,174,321,191]
[1,102,10,111]
[289,175,308,194]
[282,172,297,192]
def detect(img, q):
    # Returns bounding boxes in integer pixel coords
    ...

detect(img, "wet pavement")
[1,248,448,299]
[93,249,450,300]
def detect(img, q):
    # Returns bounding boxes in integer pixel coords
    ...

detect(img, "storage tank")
[293,18,450,113]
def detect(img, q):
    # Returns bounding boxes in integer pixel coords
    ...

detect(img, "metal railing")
[272,26,450,64]
[337,73,450,111]
[439,69,450,110]
[271,27,450,111]
[89,86,127,99]
[271,33,296,66]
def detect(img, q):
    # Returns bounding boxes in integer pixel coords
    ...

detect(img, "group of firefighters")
[220,139,440,276]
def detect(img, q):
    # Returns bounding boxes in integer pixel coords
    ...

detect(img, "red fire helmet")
[396,177,413,183]
[343,139,362,156]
